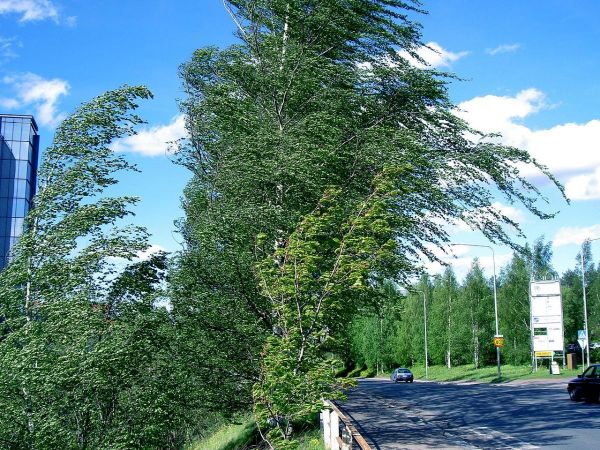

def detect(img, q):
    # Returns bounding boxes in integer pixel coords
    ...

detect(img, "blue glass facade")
[0,115,39,269]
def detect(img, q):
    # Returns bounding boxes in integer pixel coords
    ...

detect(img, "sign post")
[578,329,587,369]
[530,281,564,372]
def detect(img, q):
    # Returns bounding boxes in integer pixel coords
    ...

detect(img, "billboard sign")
[530,280,564,353]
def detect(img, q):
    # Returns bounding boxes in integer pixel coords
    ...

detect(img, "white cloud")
[0,36,20,61]
[136,244,167,261]
[565,168,600,200]
[112,115,188,157]
[0,0,58,22]
[401,42,469,69]
[105,244,168,274]
[1,72,69,127]
[491,201,526,223]
[486,43,521,56]
[457,89,600,184]
[424,244,512,280]
[553,225,600,248]
[0,97,19,108]
[457,88,545,136]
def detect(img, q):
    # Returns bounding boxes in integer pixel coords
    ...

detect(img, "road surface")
[337,378,600,449]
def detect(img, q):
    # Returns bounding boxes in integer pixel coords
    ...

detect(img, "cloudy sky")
[0,0,599,279]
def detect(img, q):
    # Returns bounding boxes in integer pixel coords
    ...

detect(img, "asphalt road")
[337,377,600,449]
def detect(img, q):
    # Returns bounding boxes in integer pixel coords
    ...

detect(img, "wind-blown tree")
[0,87,195,449]
[173,0,564,440]
[253,168,413,446]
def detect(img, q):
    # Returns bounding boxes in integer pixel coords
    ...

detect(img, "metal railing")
[321,400,372,450]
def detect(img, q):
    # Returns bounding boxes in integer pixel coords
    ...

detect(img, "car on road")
[391,368,414,383]
[568,364,600,402]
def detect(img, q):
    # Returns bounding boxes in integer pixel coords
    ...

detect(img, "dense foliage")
[0,2,570,448]
[349,237,600,372]
[0,87,200,449]
[173,0,562,446]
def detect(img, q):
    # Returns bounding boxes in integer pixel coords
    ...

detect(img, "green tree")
[563,241,598,349]
[253,169,408,447]
[429,267,460,367]
[173,0,563,442]
[498,252,532,365]
[527,237,558,281]
[348,281,402,374]
[459,260,494,368]
[0,86,198,448]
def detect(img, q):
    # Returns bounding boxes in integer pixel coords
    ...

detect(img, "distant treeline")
[348,238,599,372]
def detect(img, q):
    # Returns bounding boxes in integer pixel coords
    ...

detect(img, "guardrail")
[321,400,372,450]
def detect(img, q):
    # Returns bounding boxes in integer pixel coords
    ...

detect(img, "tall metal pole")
[580,237,600,368]
[423,290,428,379]
[490,247,501,380]
[451,243,501,379]
[581,249,590,369]
[416,289,428,379]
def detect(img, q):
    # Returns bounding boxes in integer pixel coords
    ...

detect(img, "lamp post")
[415,289,428,379]
[581,237,600,368]
[451,243,501,379]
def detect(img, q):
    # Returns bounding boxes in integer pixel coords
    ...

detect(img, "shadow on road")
[338,379,599,449]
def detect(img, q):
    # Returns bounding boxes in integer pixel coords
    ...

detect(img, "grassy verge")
[296,429,326,450]
[185,416,256,450]
[374,364,582,383]
[185,417,325,450]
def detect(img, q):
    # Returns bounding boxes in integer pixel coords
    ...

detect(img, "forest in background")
[348,238,600,374]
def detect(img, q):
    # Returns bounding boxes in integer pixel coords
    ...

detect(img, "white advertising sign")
[530,280,564,353]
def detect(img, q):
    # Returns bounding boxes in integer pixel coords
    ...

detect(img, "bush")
[347,364,366,378]
[359,367,375,378]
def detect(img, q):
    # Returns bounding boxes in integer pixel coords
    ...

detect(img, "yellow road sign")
[493,336,505,348]
[535,351,553,357]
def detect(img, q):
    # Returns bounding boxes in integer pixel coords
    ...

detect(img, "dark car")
[391,368,414,383]
[567,364,600,402]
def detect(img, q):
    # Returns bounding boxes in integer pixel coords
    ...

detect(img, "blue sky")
[0,0,599,279]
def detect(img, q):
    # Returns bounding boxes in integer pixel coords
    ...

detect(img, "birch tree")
[174,0,564,442]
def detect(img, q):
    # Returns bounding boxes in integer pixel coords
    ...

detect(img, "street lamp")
[581,237,600,368]
[451,243,501,379]
[415,289,428,379]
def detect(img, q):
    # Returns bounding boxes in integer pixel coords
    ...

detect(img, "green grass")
[376,364,582,383]
[296,429,326,450]
[185,416,256,450]
[185,417,325,450]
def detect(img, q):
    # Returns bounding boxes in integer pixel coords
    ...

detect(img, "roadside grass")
[185,416,256,450]
[374,364,582,383]
[185,416,324,450]
[296,429,326,450]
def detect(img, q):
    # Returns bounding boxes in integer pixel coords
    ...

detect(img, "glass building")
[0,114,39,269]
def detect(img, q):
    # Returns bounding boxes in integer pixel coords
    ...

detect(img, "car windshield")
[583,366,597,378]
[397,369,410,373]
